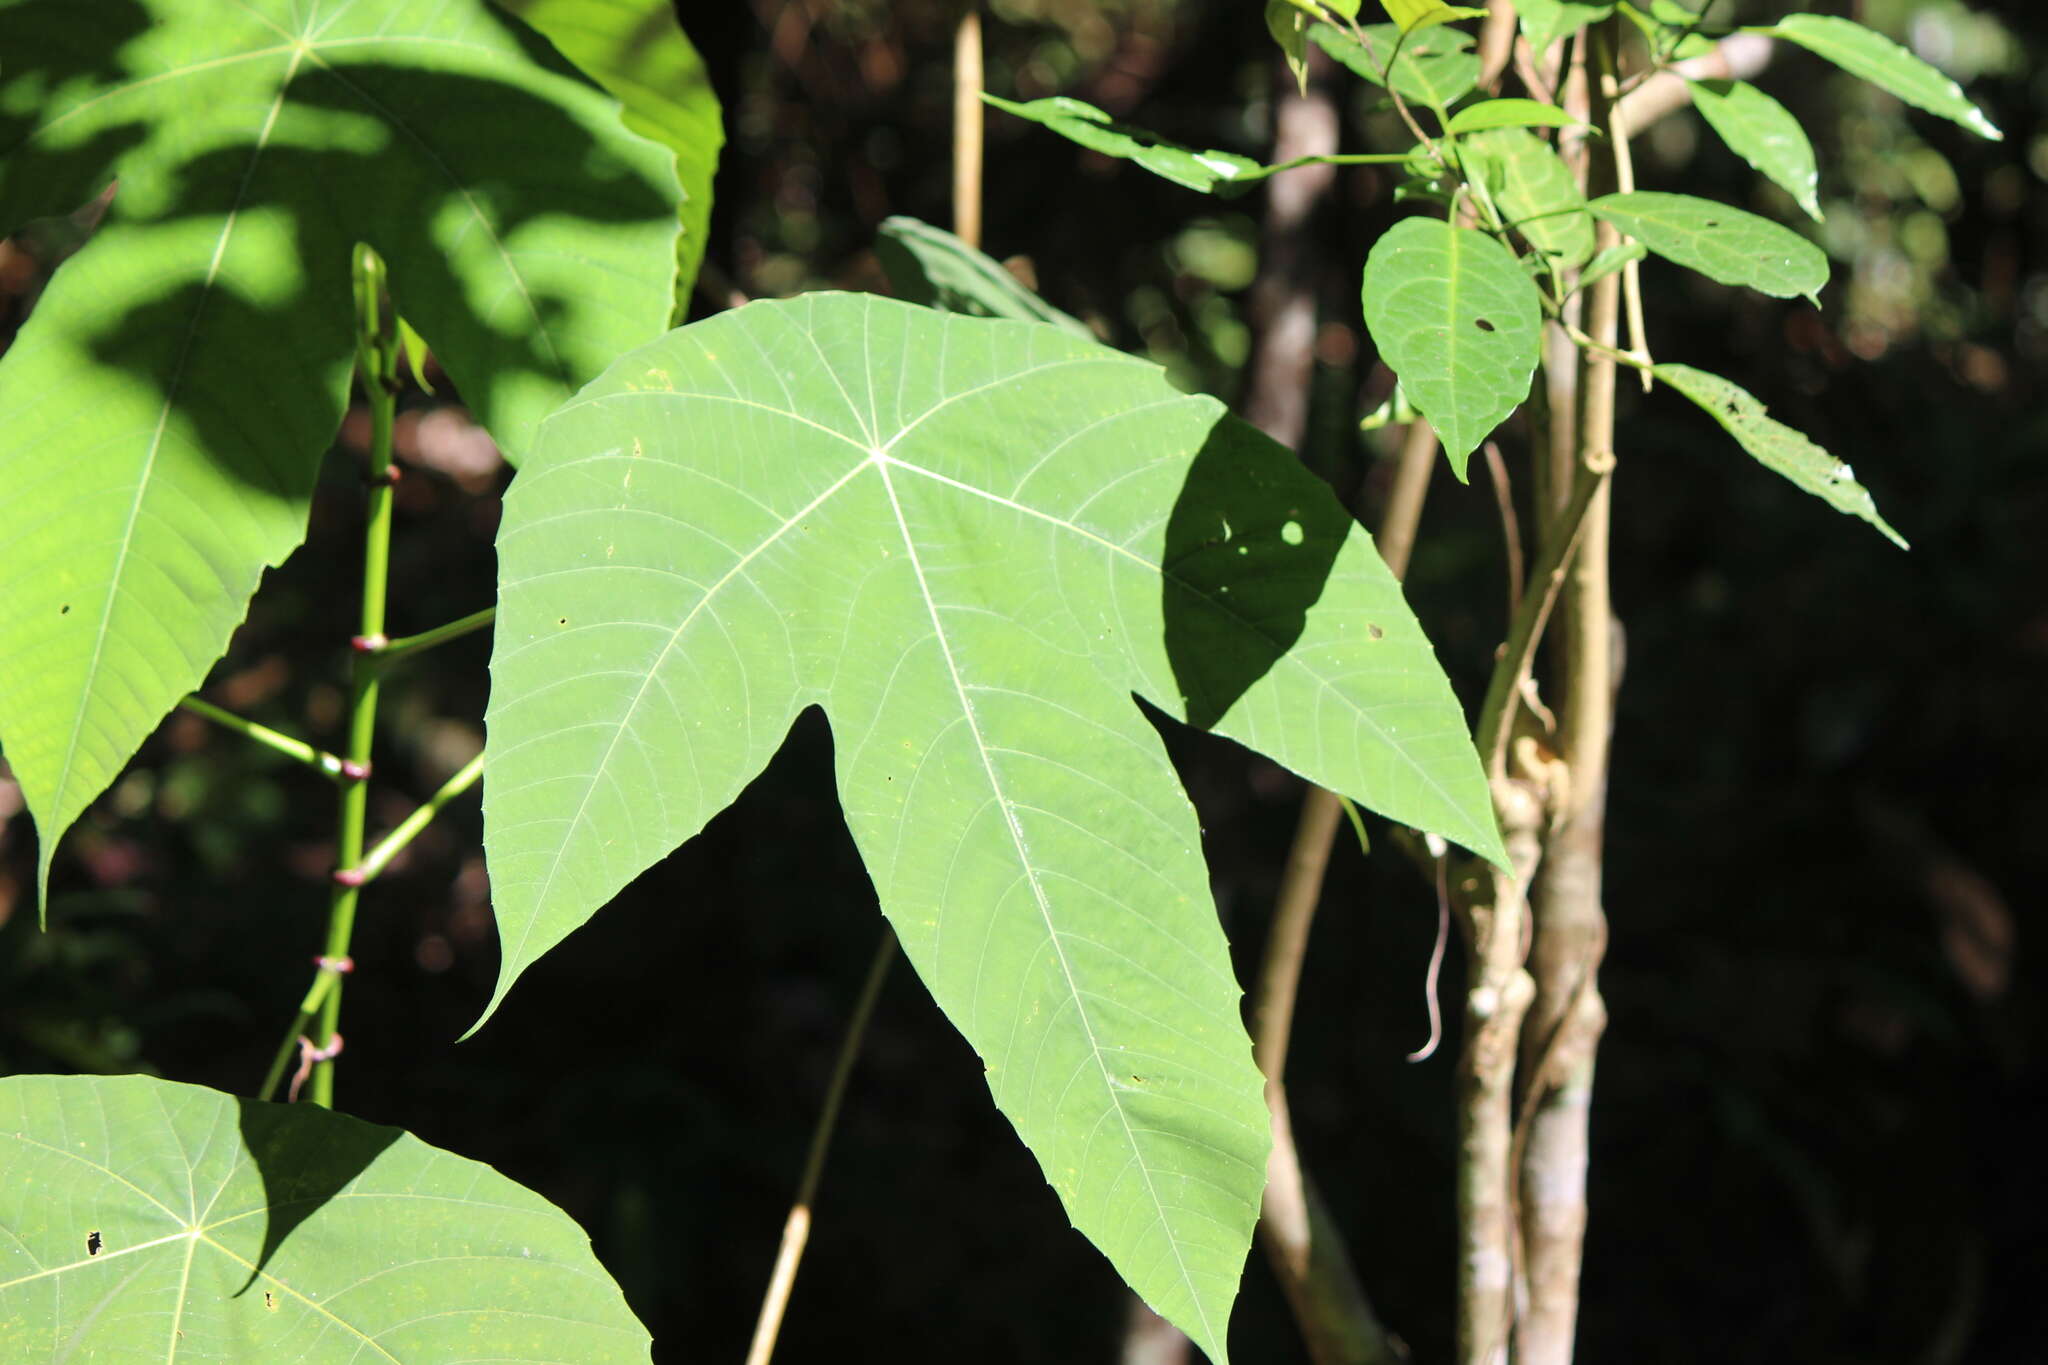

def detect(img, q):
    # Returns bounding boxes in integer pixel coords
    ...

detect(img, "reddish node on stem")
[338,759,371,781]
[313,954,355,974]
[350,633,388,653]
[331,866,367,888]
[361,463,403,487]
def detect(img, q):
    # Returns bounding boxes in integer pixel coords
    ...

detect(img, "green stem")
[379,607,495,665]
[352,751,486,885]
[257,966,343,1103]
[305,244,402,1110]
[178,696,360,782]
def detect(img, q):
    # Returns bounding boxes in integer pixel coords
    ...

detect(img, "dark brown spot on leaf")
[1474,317,1496,332]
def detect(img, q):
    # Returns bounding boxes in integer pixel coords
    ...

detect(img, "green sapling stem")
[379,607,495,664]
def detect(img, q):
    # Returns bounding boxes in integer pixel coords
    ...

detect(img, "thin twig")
[1481,440,1524,622]
[378,608,494,665]
[346,751,486,885]
[952,5,983,251]
[744,931,897,1365]
[179,697,359,782]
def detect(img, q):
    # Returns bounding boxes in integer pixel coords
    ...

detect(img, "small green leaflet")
[0,1075,651,1361]
[1267,0,1312,96]
[1511,0,1615,50]
[1380,0,1488,34]
[1760,14,2002,142]
[1445,99,1580,137]
[1587,191,1827,304]
[1655,363,1907,549]
[1361,219,1543,476]
[1460,127,1596,271]
[876,215,1092,336]
[483,294,1505,1358]
[1687,78,1823,222]
[983,95,1261,194]
[1310,23,1480,109]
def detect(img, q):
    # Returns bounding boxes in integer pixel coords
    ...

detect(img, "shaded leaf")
[483,293,1505,1355]
[1588,191,1827,303]
[1309,23,1480,108]
[1461,127,1596,270]
[877,216,1091,336]
[1655,363,1907,549]
[1687,78,1822,222]
[1361,218,1542,475]
[984,94,1261,194]
[1762,14,2002,142]
[0,0,681,908]
[1267,0,1312,96]
[0,1074,650,1361]
[493,0,725,315]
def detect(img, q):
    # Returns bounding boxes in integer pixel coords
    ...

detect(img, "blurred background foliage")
[2,1,2043,1360]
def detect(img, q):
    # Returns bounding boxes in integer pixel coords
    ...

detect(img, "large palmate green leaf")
[483,293,1504,1356]
[1655,363,1907,549]
[0,1074,650,1361]
[1588,191,1827,304]
[493,0,724,314]
[1361,217,1543,477]
[1460,126,1595,271]
[1760,14,2002,142]
[0,0,683,906]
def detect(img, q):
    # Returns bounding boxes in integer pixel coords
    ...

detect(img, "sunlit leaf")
[1687,78,1822,222]
[0,0,683,910]
[1588,191,1827,303]
[1762,14,2002,142]
[1460,127,1596,270]
[983,94,1262,193]
[1445,98,1579,136]
[1576,239,1646,290]
[1380,0,1488,35]
[0,1074,650,1361]
[1360,218,1542,477]
[483,293,1506,1356]
[1309,22,1480,108]
[1655,363,1907,549]
[1511,0,1615,49]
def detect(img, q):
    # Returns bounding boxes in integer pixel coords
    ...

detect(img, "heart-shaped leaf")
[0,0,687,908]
[482,293,1504,1357]
[1361,218,1543,476]
[1687,78,1822,222]
[1762,14,2002,142]
[1655,363,1907,549]
[0,1074,649,1361]
[1588,191,1827,304]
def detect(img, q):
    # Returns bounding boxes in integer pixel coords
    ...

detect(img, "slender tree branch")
[951,4,983,251]
[744,931,897,1365]
[1512,20,1625,1362]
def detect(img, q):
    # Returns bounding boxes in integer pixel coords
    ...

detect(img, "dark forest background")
[2,1,2043,1360]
